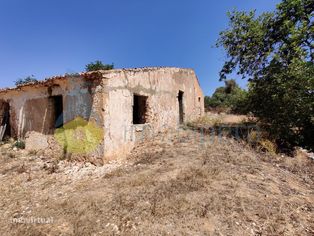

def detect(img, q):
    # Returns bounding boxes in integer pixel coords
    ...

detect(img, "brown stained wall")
[0,76,105,153]
[23,97,55,135]
[0,86,58,137]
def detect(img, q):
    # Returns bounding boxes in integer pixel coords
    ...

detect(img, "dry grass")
[0,129,313,235]
[189,114,280,156]
[188,113,251,128]
[187,115,223,127]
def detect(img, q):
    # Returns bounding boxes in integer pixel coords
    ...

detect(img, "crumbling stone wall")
[0,75,105,163]
[101,68,204,160]
[0,76,103,137]
[0,68,204,163]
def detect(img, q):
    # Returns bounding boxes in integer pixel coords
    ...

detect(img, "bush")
[247,60,314,151]
[247,130,277,154]
[13,140,25,149]
[204,79,248,114]
[217,0,314,151]
[15,75,38,86]
[85,60,114,72]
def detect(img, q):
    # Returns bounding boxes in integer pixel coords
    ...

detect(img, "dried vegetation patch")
[0,129,313,235]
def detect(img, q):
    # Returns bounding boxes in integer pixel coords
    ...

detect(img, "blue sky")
[0,0,280,95]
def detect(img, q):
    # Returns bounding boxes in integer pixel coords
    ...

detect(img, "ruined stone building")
[0,67,204,163]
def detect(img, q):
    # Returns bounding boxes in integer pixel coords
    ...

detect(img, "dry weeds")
[0,129,313,235]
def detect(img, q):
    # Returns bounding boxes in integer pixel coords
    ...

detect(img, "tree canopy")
[85,60,114,72]
[205,79,248,113]
[217,0,314,150]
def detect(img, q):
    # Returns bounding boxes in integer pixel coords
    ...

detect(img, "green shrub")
[217,0,314,151]
[204,79,248,114]
[13,140,25,149]
[85,60,114,72]
[15,75,38,86]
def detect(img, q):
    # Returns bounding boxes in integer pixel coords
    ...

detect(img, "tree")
[217,0,314,150]
[15,75,38,86]
[224,79,237,94]
[85,60,114,72]
[204,79,248,113]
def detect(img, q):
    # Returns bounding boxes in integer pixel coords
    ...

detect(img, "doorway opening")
[178,91,184,124]
[133,94,148,124]
[0,101,11,140]
[52,95,63,128]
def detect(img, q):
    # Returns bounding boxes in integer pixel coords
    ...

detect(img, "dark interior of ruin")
[51,95,64,129]
[178,91,184,124]
[133,94,147,124]
[0,101,11,140]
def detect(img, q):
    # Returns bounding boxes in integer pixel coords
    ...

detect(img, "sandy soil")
[0,129,313,235]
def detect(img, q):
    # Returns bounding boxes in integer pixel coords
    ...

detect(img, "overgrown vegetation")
[85,60,114,72]
[217,0,314,151]
[15,75,38,86]
[204,79,248,113]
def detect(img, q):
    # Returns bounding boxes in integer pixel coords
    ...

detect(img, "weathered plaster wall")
[0,68,204,163]
[101,68,204,160]
[0,76,105,162]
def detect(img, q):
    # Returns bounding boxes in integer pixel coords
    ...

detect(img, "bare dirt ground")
[0,128,313,235]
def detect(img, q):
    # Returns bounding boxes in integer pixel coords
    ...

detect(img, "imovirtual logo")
[54,116,103,154]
